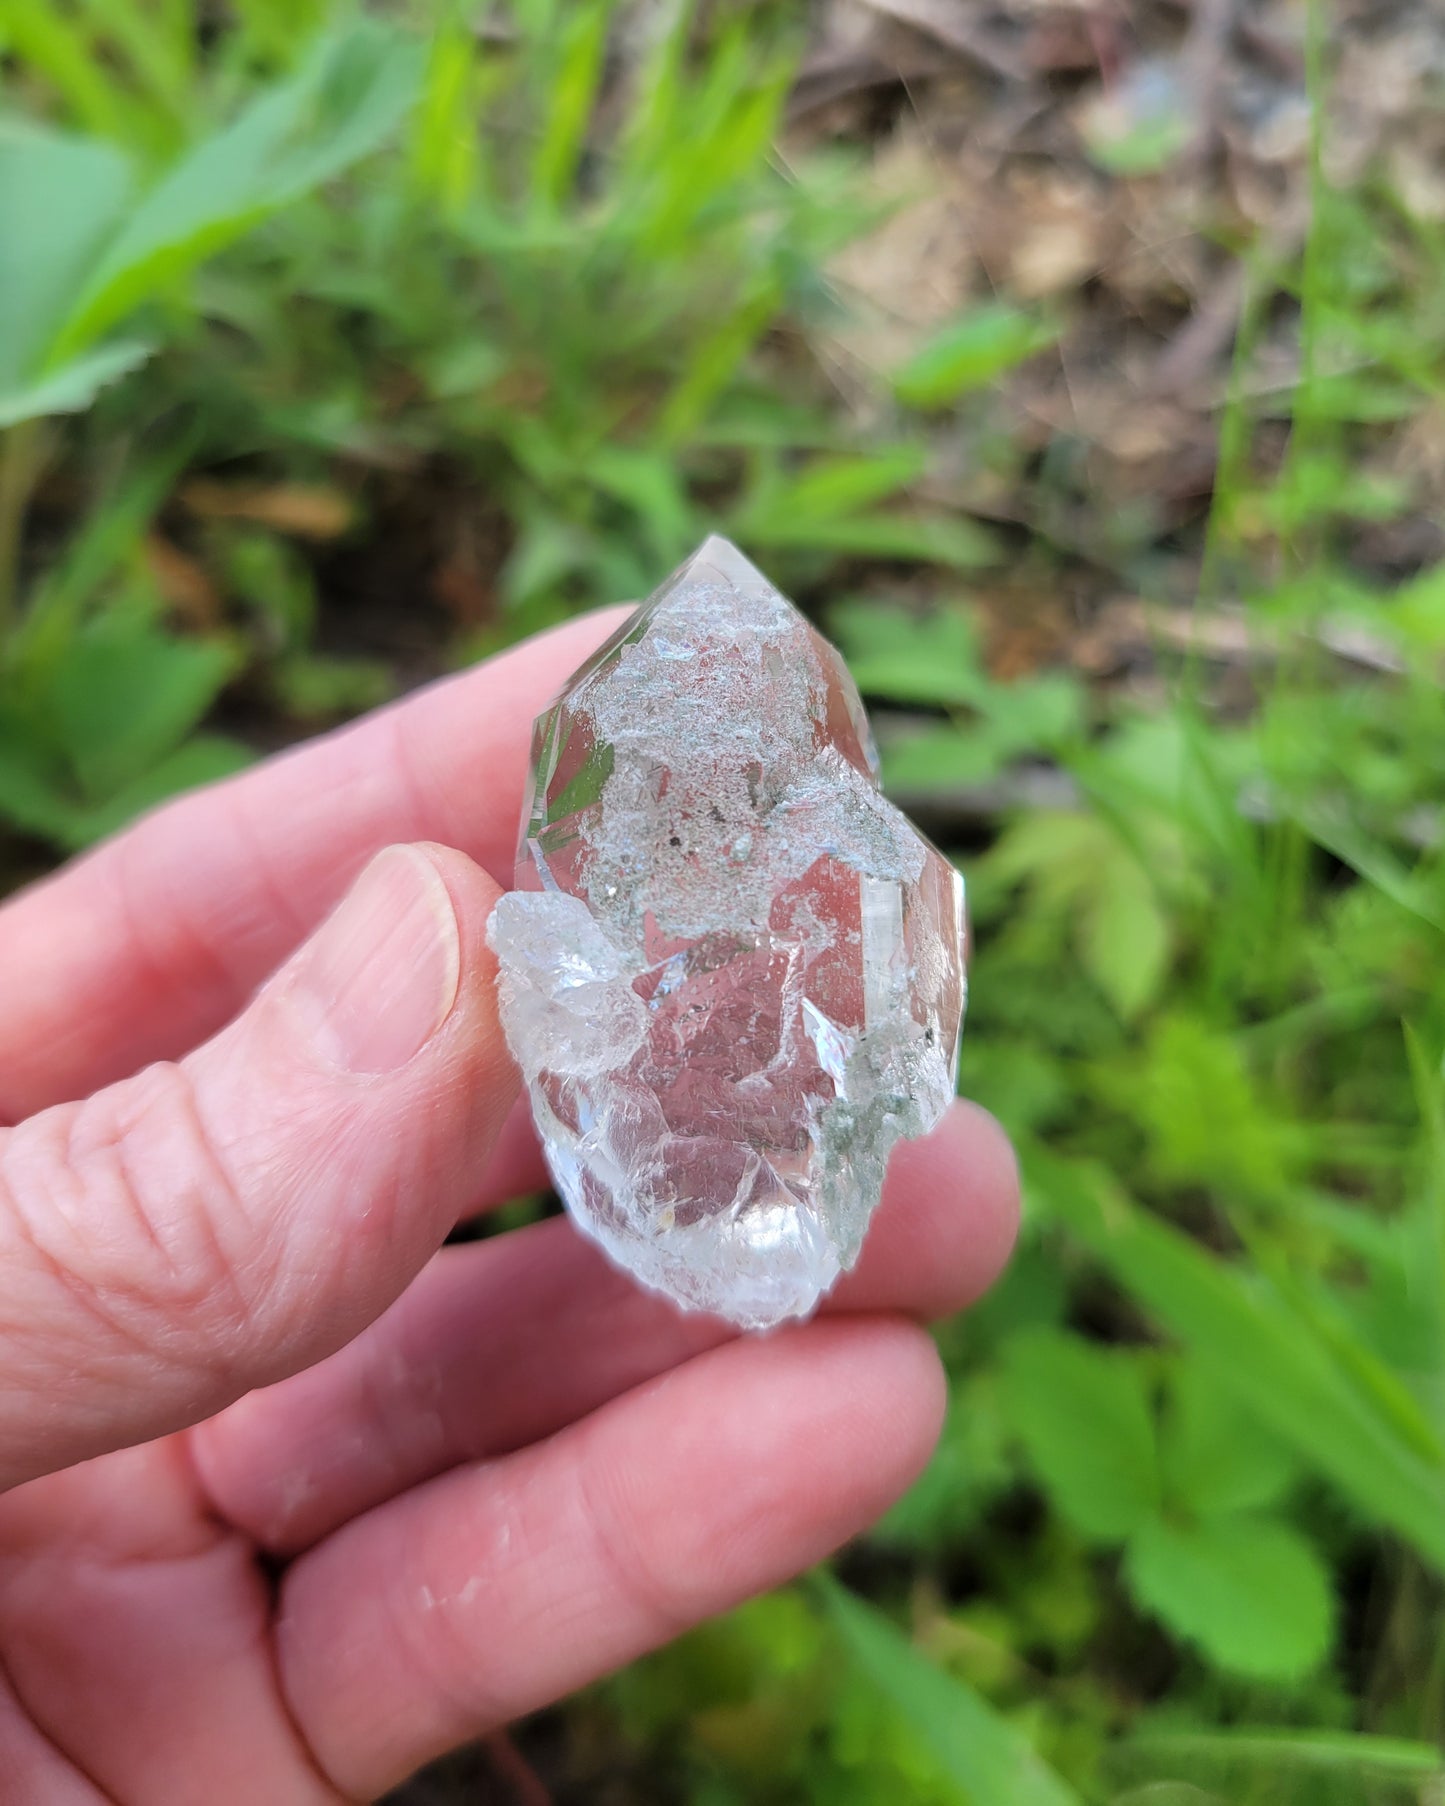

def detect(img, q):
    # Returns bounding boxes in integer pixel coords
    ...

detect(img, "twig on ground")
[1149,263,1246,396]
[1179,0,1236,167]
[856,0,1028,82]
[790,47,944,120]
[484,1731,553,1806]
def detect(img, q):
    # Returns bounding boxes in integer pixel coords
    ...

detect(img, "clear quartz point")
[487,536,967,1329]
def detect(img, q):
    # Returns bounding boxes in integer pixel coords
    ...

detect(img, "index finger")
[0,608,630,1121]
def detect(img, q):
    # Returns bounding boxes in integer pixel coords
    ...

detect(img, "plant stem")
[485,1730,554,1806]
[0,421,44,654]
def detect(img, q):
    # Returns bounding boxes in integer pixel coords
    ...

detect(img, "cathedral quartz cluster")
[487,537,967,1329]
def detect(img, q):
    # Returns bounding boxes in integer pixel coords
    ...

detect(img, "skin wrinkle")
[196,1225,719,1558]
[571,1428,697,1648]
[290,1096,436,1305]
[383,710,451,877]
[0,1433,345,1804]
[78,1065,256,1352]
[220,1551,357,1806]
[106,1069,252,1346]
[193,1004,456,1361]
[169,754,352,1007]
[113,828,237,1062]
[228,743,395,961]
[244,1623,356,1806]
[0,1075,257,1478]
[0,901,511,1484]
[0,1646,114,1806]
[0,1442,228,1566]
[0,1535,341,1806]
[0,1114,193,1381]
[348,1309,448,1520]
[181,1031,328,1308]
[169,1442,354,1806]
[226,782,318,973]
[348,1503,506,1770]
[419,1456,613,1737]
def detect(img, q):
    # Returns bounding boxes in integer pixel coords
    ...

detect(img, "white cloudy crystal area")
[487,536,966,1329]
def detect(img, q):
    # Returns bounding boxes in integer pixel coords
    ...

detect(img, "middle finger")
[190,1100,1017,1554]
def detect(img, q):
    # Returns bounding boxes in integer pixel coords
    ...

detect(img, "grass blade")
[817,1574,1081,1806]
[1031,1152,1445,1576]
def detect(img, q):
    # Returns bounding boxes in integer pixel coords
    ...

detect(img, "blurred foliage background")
[5,0,1445,1799]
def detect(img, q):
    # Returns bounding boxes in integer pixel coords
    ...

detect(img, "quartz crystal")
[487,536,966,1329]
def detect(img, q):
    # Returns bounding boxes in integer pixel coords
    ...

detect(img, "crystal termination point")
[487,537,966,1330]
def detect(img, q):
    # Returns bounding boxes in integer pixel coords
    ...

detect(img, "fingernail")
[288,847,462,1075]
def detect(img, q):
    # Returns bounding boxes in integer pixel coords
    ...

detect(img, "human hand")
[0,611,1018,1801]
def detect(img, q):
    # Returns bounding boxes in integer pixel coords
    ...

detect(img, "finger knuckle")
[577,1449,697,1639]
[0,1063,253,1378]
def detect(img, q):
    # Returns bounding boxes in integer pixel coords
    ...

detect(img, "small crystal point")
[488,538,966,1329]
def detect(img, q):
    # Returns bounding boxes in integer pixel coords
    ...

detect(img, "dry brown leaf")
[143,534,224,628]
[855,0,1028,80]
[181,480,355,539]
[825,124,979,375]
[1004,172,1111,296]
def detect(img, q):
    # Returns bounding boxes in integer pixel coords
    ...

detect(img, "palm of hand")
[0,614,1016,1802]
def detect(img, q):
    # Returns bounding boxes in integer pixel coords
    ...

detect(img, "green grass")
[4,3,1445,1801]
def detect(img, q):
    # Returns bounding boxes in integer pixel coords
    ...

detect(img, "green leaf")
[1159,1363,1298,1519]
[894,304,1057,408]
[981,673,1084,755]
[0,118,134,389]
[420,337,506,400]
[740,510,997,568]
[875,678,1083,792]
[1122,1015,1293,1199]
[1121,1725,1445,1790]
[878,723,1001,793]
[770,449,930,518]
[1123,1515,1334,1681]
[48,22,424,361]
[983,811,1172,1019]
[981,809,1101,896]
[272,653,393,723]
[0,4,149,147]
[586,445,695,566]
[1109,1787,1230,1806]
[831,604,987,708]
[1002,1330,1160,1541]
[1388,559,1445,651]
[50,615,240,798]
[1078,840,1171,1021]
[16,437,196,662]
[531,0,612,209]
[1288,802,1445,936]
[409,16,483,216]
[63,734,253,847]
[0,338,155,430]
[818,1576,1082,1806]
[1032,1153,1445,1578]
[1084,111,1191,177]
[0,725,79,846]
[874,1372,1013,1550]
[1404,1023,1445,1377]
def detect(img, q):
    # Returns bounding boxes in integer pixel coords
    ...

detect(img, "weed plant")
[3,5,1444,1801]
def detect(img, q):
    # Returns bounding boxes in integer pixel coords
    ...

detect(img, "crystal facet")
[487,537,966,1329]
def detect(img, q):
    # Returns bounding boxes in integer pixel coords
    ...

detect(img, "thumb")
[0,843,517,1490]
